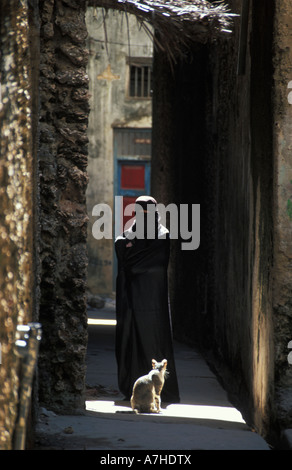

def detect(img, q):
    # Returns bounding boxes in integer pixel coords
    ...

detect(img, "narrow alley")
[35,299,270,450]
[2,0,292,453]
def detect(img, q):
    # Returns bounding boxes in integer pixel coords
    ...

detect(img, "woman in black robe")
[115,195,180,404]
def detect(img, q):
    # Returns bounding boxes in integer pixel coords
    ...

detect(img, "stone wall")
[272,0,292,432]
[205,0,292,440]
[206,0,275,439]
[151,0,285,443]
[0,0,35,450]
[38,0,89,413]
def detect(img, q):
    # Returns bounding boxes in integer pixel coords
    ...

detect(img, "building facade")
[86,8,153,296]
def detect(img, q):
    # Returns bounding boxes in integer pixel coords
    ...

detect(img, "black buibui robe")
[115,221,180,404]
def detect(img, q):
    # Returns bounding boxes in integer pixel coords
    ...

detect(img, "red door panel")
[121,165,145,190]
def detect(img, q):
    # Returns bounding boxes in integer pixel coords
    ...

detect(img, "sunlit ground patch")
[88,318,117,326]
[85,400,245,424]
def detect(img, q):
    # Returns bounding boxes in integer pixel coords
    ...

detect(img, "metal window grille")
[129,64,152,98]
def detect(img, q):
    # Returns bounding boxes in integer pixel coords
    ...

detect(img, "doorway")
[113,127,152,283]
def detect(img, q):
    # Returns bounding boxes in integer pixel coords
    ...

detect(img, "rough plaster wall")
[201,0,275,439]
[0,0,35,449]
[152,1,277,441]
[272,0,292,430]
[198,0,292,439]
[38,0,89,413]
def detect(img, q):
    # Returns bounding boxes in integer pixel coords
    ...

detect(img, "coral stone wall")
[0,0,35,450]
[38,0,89,413]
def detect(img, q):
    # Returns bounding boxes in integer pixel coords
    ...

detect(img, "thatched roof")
[89,0,235,61]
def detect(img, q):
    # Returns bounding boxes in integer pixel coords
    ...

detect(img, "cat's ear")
[163,359,167,367]
[152,359,156,368]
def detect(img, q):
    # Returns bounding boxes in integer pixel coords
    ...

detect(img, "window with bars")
[127,58,152,99]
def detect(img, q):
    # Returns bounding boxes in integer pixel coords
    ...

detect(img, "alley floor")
[34,299,271,451]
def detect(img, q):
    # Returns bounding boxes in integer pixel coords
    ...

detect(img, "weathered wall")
[0,0,36,449]
[152,0,280,443]
[272,0,292,432]
[206,0,292,440]
[86,8,152,295]
[206,0,275,439]
[37,0,89,413]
